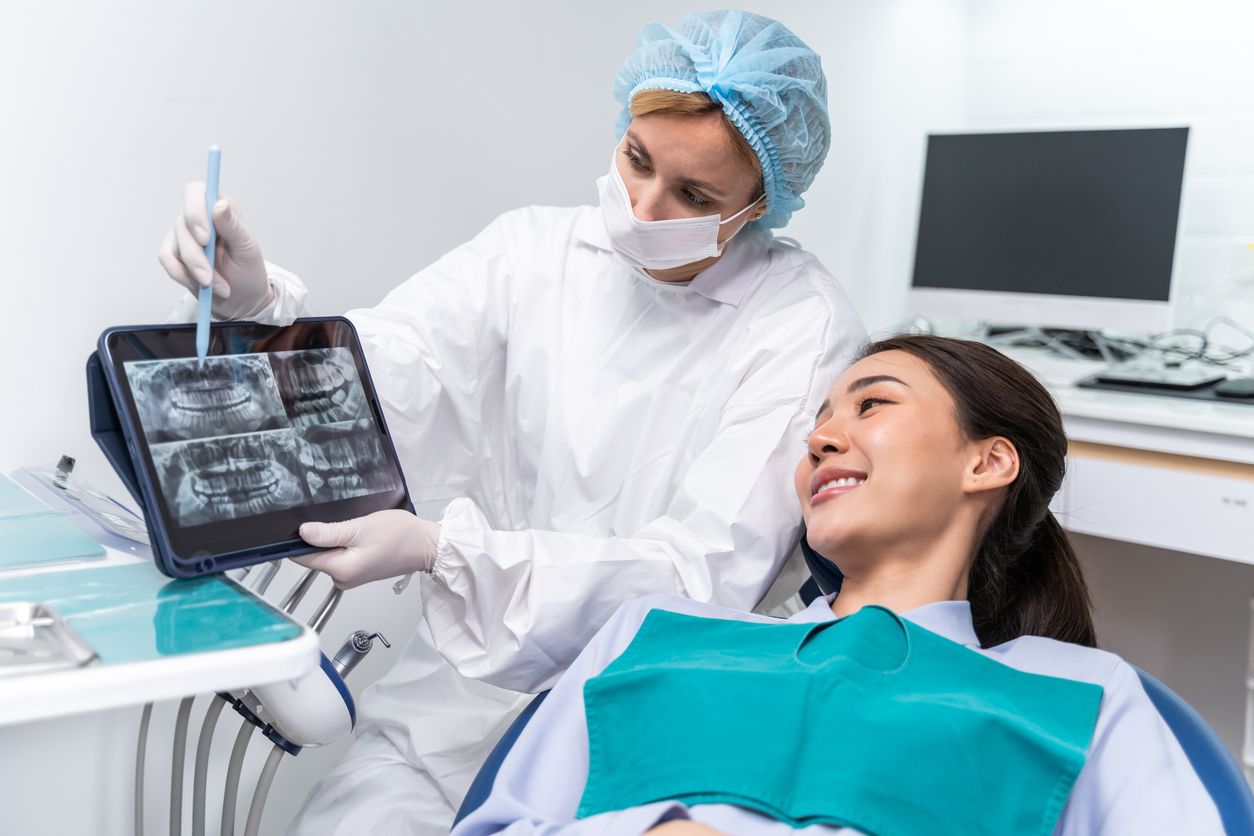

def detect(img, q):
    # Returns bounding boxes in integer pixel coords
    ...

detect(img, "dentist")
[158,11,864,834]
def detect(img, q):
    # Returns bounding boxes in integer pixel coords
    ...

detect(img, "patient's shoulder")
[581,596,752,672]
[607,594,778,632]
[587,595,789,674]
[981,634,1127,690]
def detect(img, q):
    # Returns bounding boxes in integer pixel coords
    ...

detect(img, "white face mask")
[598,147,764,272]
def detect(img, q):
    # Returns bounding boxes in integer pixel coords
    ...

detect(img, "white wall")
[0,2,966,833]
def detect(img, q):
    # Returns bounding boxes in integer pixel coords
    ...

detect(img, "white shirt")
[453,594,1223,835]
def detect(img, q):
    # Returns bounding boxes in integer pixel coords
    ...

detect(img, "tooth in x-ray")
[273,348,368,427]
[299,420,398,500]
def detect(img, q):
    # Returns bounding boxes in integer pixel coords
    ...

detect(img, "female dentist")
[158,11,864,834]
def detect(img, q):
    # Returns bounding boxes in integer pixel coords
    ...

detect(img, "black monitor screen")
[911,127,1188,302]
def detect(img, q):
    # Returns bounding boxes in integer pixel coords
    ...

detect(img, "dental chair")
[452,543,1254,833]
[1133,666,1254,835]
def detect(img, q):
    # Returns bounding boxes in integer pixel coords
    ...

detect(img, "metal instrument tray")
[0,602,97,677]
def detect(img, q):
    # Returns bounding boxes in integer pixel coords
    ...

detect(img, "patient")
[453,335,1222,835]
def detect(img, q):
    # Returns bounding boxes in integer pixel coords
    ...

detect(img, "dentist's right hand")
[158,182,274,320]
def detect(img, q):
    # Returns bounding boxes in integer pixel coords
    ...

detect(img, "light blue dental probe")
[196,145,222,367]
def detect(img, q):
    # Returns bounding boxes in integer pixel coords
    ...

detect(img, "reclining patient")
[453,335,1222,835]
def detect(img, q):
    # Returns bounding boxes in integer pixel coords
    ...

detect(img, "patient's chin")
[804,522,853,560]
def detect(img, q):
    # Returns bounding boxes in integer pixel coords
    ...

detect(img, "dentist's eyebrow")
[625,133,651,160]
[846,374,908,394]
[625,132,728,197]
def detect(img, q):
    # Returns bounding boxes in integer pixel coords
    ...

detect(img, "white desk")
[1049,380,1253,566]
[994,347,1254,565]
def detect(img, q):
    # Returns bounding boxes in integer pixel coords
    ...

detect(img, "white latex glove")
[158,182,274,320]
[292,510,441,590]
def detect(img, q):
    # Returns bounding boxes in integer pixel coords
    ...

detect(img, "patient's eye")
[856,396,889,415]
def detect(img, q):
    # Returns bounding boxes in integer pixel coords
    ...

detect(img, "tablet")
[95,318,413,578]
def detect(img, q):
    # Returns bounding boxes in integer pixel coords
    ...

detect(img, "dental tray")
[0,602,97,677]
[88,318,414,579]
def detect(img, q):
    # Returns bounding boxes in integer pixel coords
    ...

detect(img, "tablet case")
[87,320,412,579]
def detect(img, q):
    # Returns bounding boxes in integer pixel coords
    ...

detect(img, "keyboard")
[995,349,1110,388]
[1092,364,1226,390]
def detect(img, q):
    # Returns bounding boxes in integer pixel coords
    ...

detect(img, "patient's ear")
[962,436,1019,495]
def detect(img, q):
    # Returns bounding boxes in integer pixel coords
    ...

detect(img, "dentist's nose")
[631,183,668,222]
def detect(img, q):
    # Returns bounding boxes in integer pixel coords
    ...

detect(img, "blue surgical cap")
[614,10,831,229]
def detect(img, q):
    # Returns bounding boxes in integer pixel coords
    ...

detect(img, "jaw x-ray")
[149,431,307,526]
[125,356,288,443]
[299,419,398,502]
[272,348,370,427]
[127,348,397,527]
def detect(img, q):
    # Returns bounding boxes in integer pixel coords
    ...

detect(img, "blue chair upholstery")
[1133,666,1254,834]
[453,690,550,827]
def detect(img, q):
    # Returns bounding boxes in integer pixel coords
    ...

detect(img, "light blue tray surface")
[0,477,49,517]
[0,475,105,569]
[0,562,301,665]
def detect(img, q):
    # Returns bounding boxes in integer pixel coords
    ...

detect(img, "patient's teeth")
[816,476,866,494]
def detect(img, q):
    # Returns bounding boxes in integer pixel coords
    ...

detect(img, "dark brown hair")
[857,335,1097,648]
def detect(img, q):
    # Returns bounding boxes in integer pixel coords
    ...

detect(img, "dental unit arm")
[247,629,390,749]
[219,576,388,752]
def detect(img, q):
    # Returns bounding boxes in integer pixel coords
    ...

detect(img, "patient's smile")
[810,468,867,505]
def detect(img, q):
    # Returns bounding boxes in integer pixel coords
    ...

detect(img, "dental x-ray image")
[272,348,370,427]
[150,431,309,526]
[124,344,398,527]
[125,356,289,442]
[298,419,401,502]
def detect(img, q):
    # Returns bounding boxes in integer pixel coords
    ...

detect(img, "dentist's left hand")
[293,510,440,589]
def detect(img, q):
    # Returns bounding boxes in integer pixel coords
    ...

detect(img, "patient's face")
[795,351,972,561]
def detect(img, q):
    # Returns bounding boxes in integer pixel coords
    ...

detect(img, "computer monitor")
[908,126,1189,333]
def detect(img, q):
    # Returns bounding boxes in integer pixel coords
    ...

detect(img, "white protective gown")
[453,594,1224,835]
[174,203,865,833]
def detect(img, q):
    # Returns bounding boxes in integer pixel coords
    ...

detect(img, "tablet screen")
[103,320,410,563]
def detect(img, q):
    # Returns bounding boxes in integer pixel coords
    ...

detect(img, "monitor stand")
[981,326,1131,364]
[978,325,1228,393]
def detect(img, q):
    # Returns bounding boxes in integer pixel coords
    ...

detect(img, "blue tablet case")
[87,319,413,579]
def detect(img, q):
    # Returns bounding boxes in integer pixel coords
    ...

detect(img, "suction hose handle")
[331,630,390,679]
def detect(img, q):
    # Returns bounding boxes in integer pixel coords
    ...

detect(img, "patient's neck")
[829,524,975,619]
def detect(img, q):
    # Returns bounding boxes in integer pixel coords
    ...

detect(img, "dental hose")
[308,587,342,633]
[219,579,337,836]
[251,560,281,596]
[135,702,153,836]
[220,719,256,836]
[231,586,343,835]
[279,568,318,614]
[189,564,282,836]
[181,572,338,836]
[171,696,195,836]
[242,745,285,836]
[192,695,227,836]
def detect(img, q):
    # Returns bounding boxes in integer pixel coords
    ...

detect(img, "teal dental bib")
[579,606,1102,836]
